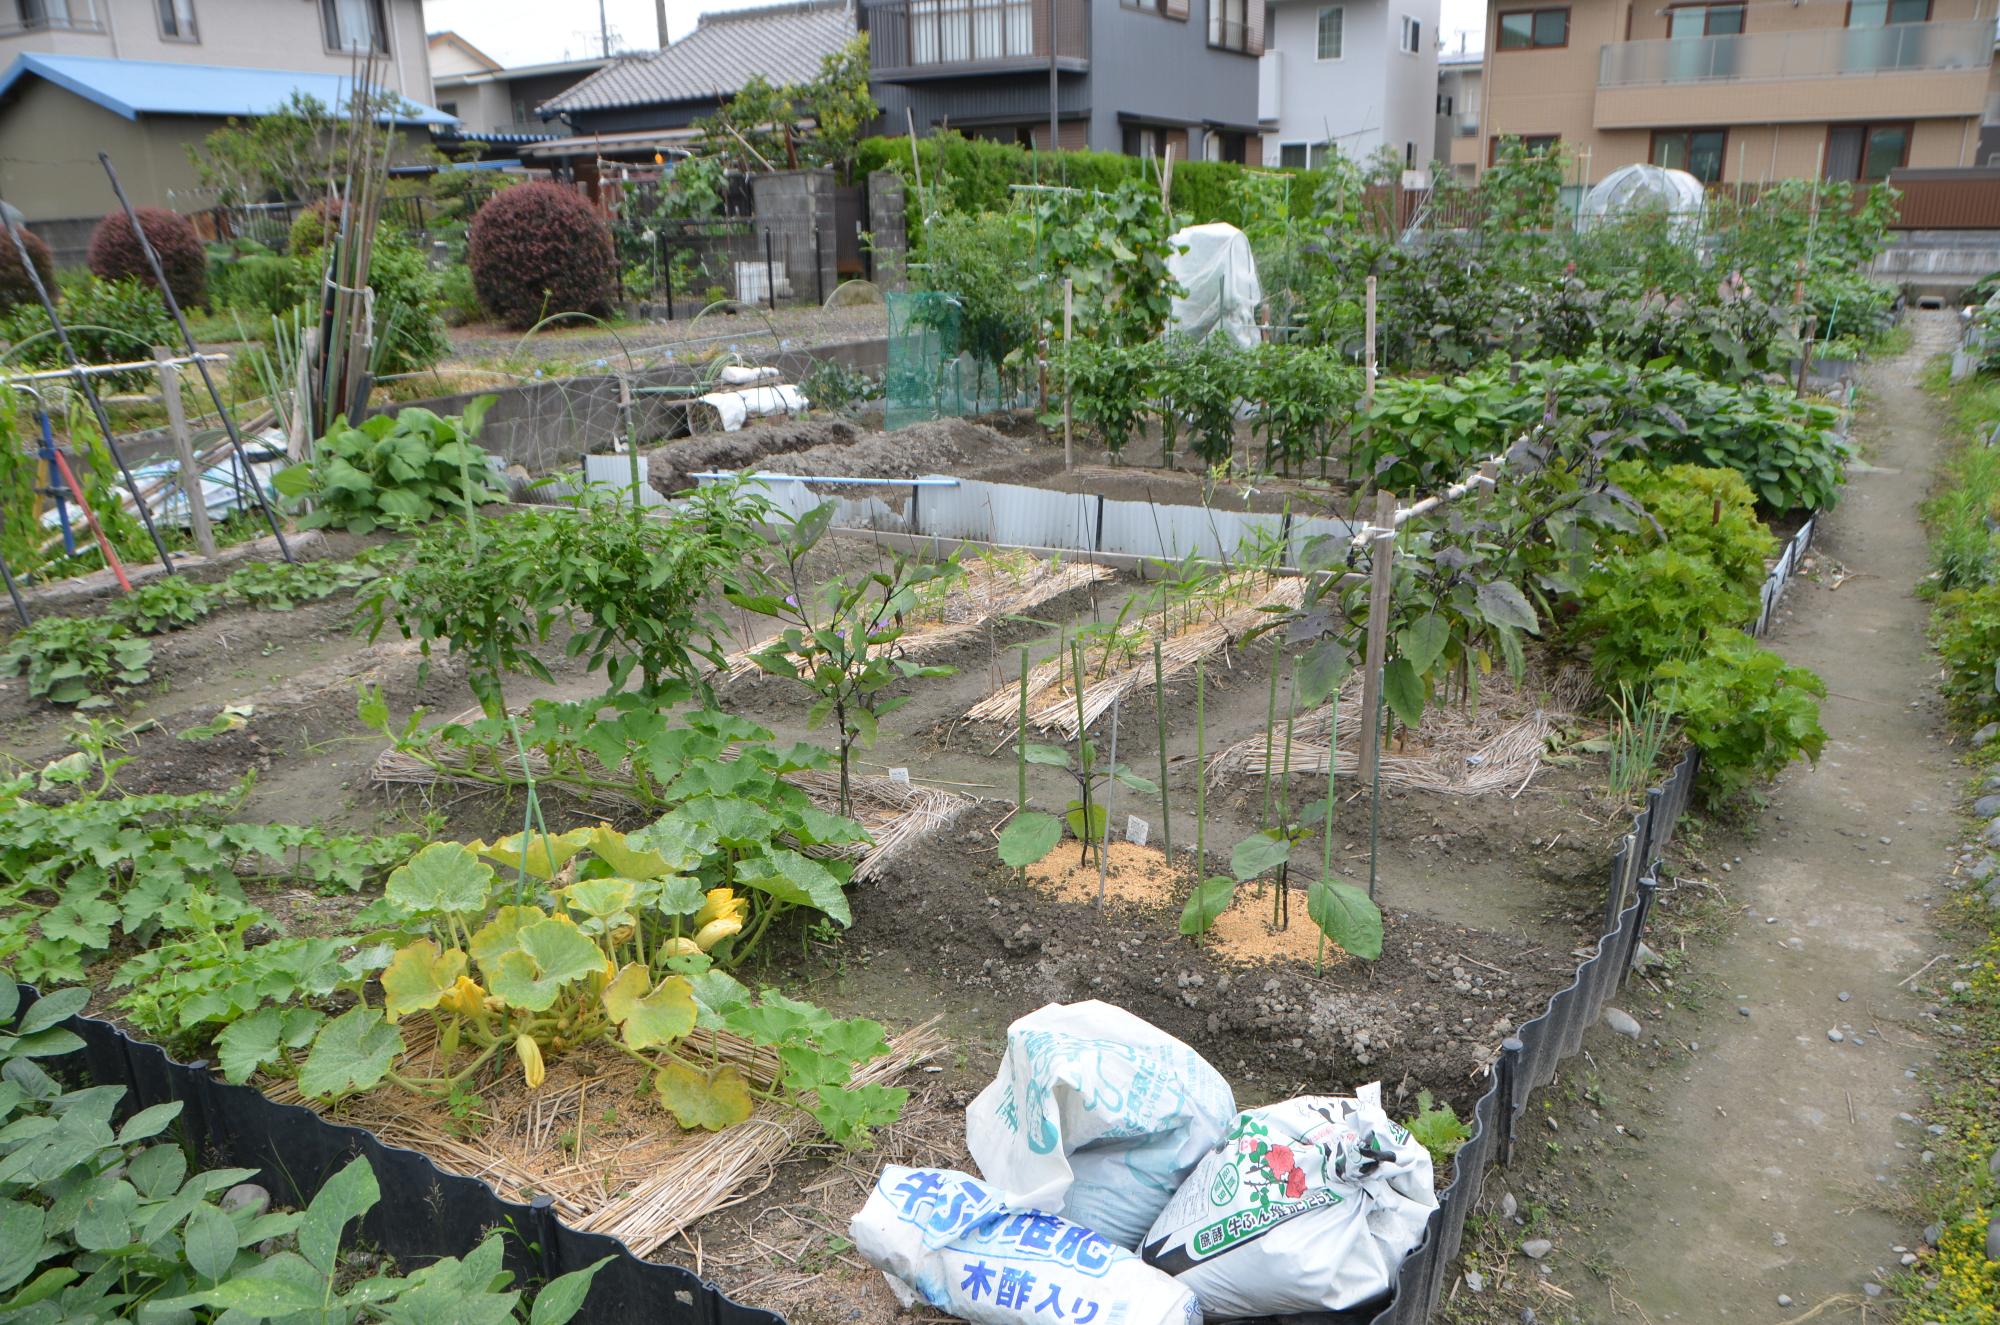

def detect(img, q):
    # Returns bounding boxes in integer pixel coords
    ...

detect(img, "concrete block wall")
[750,169,840,307]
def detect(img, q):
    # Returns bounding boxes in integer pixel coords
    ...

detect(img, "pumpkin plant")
[288,826,903,1147]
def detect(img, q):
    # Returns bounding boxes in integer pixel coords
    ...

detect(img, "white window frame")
[1315,5,1343,59]
[155,0,196,41]
[1277,141,1330,169]
[1399,13,1421,53]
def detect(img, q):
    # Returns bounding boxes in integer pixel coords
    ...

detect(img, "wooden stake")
[1358,490,1396,785]
[156,346,213,559]
[1363,274,1377,411]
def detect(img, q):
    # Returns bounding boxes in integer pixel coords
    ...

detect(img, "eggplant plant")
[729,503,960,814]
[999,645,1157,874]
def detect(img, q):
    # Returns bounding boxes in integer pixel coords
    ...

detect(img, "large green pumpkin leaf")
[734,848,851,926]
[586,826,671,880]
[484,920,604,1012]
[627,811,720,874]
[298,1007,405,1100]
[384,843,493,918]
[561,878,636,932]
[654,1061,753,1132]
[467,904,548,968]
[1306,878,1384,961]
[380,941,469,1021]
[474,829,592,881]
[607,973,697,1051]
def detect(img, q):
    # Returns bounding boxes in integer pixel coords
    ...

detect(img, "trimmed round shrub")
[88,207,206,308]
[467,182,613,330]
[0,225,53,312]
[287,200,347,254]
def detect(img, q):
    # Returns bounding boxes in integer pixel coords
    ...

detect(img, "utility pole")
[655,0,670,47]
[600,0,612,56]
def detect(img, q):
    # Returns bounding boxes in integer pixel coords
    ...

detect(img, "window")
[1208,0,1249,50]
[909,0,1035,63]
[1497,7,1567,48]
[1650,128,1726,182]
[1847,0,1927,25]
[1404,140,1415,166]
[1124,124,1162,157]
[1489,133,1558,163]
[1279,141,1331,169]
[1316,5,1342,58]
[155,0,195,39]
[1826,122,1910,181]
[1437,92,1453,114]
[16,0,99,28]
[437,99,458,117]
[321,0,387,53]
[1399,14,1420,51]
[1666,2,1742,36]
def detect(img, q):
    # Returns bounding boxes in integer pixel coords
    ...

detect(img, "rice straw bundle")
[1208,667,1590,796]
[368,710,968,881]
[721,556,1114,682]
[269,1018,946,1256]
[964,575,1308,738]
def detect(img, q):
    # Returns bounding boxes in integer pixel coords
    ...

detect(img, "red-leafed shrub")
[0,225,53,312]
[87,207,206,308]
[467,182,613,330]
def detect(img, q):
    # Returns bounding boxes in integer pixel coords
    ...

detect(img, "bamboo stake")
[1194,663,1207,876]
[1100,697,1119,908]
[1062,279,1074,471]
[1363,274,1377,410]
[1153,637,1172,866]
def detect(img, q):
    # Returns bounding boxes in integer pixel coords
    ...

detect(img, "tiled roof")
[540,0,855,115]
[0,52,455,124]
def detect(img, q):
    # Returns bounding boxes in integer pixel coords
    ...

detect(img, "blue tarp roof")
[0,52,458,125]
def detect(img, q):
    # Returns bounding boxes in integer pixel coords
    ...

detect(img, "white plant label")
[1126,815,1150,847]
[887,767,911,785]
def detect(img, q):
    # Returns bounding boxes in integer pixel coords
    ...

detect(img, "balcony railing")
[865,0,1087,76]
[0,4,105,37]
[1599,18,1990,86]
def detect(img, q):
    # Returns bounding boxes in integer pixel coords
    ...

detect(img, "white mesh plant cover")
[1166,222,1263,349]
[1577,163,1706,233]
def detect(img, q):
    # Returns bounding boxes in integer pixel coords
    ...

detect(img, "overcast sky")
[424,0,1486,67]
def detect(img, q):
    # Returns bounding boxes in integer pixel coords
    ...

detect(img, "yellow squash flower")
[659,936,703,958]
[693,888,740,928]
[515,1034,546,1089]
[438,976,486,1018]
[693,915,743,952]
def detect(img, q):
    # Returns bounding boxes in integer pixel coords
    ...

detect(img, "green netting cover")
[885,290,966,429]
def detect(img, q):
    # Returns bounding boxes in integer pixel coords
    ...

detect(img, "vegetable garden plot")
[719,553,1114,683]
[1209,666,1594,797]
[369,709,969,882]
[965,574,1308,738]
[265,1016,947,1256]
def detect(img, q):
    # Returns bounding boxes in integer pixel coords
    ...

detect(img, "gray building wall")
[1085,0,1260,153]
[867,0,1260,155]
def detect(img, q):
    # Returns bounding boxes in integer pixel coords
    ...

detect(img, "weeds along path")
[1448,312,1964,1322]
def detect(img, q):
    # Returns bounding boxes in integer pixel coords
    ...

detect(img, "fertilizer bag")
[1139,1084,1437,1317]
[852,1165,1202,1325]
[966,1001,1236,1249]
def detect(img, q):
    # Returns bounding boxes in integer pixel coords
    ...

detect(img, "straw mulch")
[267,1017,947,1258]
[369,713,968,881]
[720,556,1114,683]
[1207,666,1593,797]
[964,575,1308,738]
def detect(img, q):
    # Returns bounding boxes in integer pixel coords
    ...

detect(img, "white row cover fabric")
[1166,223,1263,350]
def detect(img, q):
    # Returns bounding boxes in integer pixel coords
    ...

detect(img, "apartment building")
[1433,42,1479,175]
[861,0,1264,161]
[1257,0,1440,171]
[1477,0,1992,183]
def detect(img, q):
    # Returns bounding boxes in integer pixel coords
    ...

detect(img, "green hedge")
[856,134,1311,240]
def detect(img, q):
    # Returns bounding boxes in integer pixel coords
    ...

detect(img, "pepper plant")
[999,641,1157,874]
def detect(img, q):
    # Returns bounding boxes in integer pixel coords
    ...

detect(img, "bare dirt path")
[1447,312,1964,1323]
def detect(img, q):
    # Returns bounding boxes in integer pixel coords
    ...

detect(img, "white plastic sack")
[698,383,807,432]
[718,363,781,386]
[1140,1084,1437,1317]
[967,1001,1236,1249]
[1165,223,1262,350]
[852,1166,1201,1325]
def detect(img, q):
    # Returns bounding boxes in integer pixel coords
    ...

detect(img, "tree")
[797,36,878,184]
[187,89,429,205]
[691,35,878,182]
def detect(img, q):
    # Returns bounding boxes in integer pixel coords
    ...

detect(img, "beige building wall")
[0,0,433,102]
[1479,0,1986,182]
[0,77,214,222]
